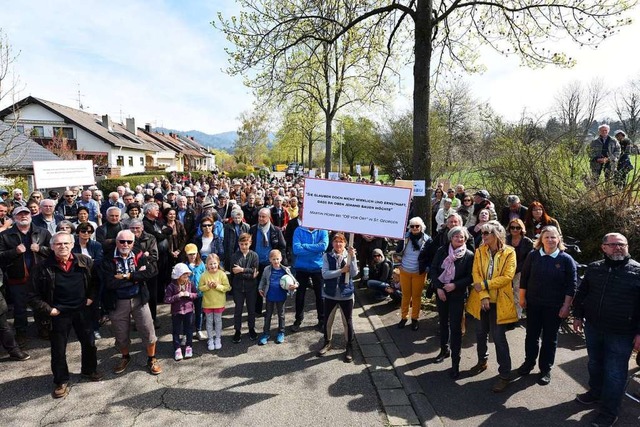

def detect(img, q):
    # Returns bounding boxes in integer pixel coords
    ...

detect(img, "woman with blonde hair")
[394,217,433,331]
[467,220,517,393]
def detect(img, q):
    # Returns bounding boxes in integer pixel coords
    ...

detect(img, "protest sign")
[33,160,95,189]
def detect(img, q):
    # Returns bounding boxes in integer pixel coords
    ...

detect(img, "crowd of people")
[0,152,638,426]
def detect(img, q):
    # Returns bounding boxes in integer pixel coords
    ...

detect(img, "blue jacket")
[292,227,328,271]
[72,238,104,266]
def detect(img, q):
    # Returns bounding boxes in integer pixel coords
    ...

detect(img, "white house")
[0,96,159,176]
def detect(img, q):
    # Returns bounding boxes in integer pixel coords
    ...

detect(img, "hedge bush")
[99,175,164,194]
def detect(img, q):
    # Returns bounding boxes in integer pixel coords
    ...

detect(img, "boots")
[344,343,353,363]
[449,357,460,379]
[434,347,451,363]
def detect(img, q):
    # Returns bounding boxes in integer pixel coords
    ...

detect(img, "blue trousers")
[523,304,563,372]
[584,323,635,417]
[475,303,512,377]
[171,312,194,350]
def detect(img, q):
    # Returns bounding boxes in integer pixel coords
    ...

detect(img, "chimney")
[145,123,152,132]
[126,118,137,136]
[102,114,113,131]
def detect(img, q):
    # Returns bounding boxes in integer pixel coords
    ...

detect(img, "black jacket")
[573,256,640,336]
[223,221,250,269]
[0,224,51,283]
[500,206,528,227]
[28,253,98,316]
[96,221,124,251]
[101,247,157,311]
[430,246,474,299]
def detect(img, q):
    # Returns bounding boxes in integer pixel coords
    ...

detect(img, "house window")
[139,157,144,166]
[116,156,124,166]
[128,156,134,167]
[53,127,74,139]
[31,126,44,137]
[17,125,24,134]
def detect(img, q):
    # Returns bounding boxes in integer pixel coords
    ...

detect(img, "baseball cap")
[12,206,31,216]
[184,243,198,255]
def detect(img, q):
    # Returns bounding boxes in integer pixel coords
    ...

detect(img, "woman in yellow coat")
[466,220,517,393]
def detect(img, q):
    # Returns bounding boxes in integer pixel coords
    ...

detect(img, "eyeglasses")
[373,254,383,258]
[603,243,627,248]
[201,224,213,228]
[53,242,72,246]
[509,226,522,230]
[64,195,74,198]
[481,231,492,236]
[118,240,133,245]
[409,224,421,229]
[463,199,472,202]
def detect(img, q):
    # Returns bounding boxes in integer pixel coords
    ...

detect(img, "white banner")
[302,178,411,239]
[33,160,95,189]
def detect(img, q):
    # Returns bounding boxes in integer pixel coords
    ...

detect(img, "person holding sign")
[317,233,358,362]
[395,217,433,331]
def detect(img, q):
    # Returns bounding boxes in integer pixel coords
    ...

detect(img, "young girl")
[258,249,298,345]
[185,244,207,340]
[164,263,198,361]
[198,254,230,351]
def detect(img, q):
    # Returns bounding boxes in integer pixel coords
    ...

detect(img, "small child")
[198,254,230,350]
[185,244,207,340]
[258,249,298,345]
[385,268,402,303]
[230,232,259,343]
[164,263,198,361]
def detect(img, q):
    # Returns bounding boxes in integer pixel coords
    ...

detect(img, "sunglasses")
[481,231,492,236]
[201,224,213,228]
[79,229,93,234]
[118,240,133,245]
[509,226,522,230]
[373,254,383,258]
[409,224,421,229]
[463,199,472,202]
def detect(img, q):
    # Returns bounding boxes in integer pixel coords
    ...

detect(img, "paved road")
[0,294,384,427]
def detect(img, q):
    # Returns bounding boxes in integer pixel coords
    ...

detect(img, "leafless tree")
[613,77,640,140]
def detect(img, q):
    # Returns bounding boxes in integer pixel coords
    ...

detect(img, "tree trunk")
[412,0,433,234]
[325,115,332,178]
[308,134,314,170]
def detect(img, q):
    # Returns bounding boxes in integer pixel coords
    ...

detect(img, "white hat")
[171,263,192,280]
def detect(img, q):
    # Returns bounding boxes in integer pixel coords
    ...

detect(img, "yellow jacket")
[198,270,231,309]
[466,244,517,324]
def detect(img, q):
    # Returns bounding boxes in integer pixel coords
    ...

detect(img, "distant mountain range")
[155,127,276,153]
[156,127,237,152]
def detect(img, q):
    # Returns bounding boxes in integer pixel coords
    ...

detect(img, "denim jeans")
[524,303,563,372]
[584,323,635,417]
[367,280,402,301]
[475,303,511,377]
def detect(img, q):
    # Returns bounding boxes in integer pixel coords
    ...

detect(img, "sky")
[1,1,639,134]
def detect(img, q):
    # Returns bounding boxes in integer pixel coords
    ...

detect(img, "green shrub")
[99,175,163,194]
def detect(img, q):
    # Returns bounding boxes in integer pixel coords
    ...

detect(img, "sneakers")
[491,376,511,393]
[113,355,131,374]
[214,338,222,350]
[196,331,207,341]
[591,413,618,427]
[344,343,353,363]
[469,360,488,376]
[233,330,242,343]
[207,339,215,351]
[434,349,450,364]
[93,331,102,340]
[258,334,269,346]
[517,362,535,376]
[291,320,301,332]
[81,371,104,382]
[249,329,258,341]
[317,341,332,357]
[275,332,285,344]
[174,348,183,361]
[397,319,407,329]
[537,371,551,385]
[184,346,193,359]
[147,357,162,375]
[52,383,69,399]
[9,349,30,361]
[575,391,600,405]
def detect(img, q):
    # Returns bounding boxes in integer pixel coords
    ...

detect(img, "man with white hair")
[11,188,26,208]
[589,124,621,182]
[102,230,161,376]
[101,192,124,218]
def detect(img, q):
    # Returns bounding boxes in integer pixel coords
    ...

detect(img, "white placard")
[413,180,426,196]
[33,160,95,189]
[355,164,361,175]
[308,169,316,178]
[328,172,340,180]
[301,178,411,239]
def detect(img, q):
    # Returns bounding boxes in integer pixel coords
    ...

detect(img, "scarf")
[438,244,466,284]
[409,232,423,251]
[259,222,270,245]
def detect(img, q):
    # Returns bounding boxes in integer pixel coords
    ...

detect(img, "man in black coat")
[499,195,528,228]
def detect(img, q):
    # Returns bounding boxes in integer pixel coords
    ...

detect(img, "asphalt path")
[0,292,385,427]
